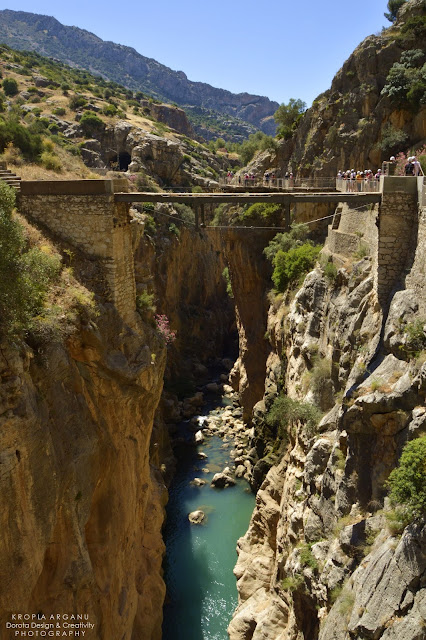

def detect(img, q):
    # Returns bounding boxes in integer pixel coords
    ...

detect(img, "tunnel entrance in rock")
[118,152,131,171]
[108,152,131,171]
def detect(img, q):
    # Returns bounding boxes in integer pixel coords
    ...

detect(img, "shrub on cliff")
[387,436,426,519]
[264,223,310,262]
[272,243,321,292]
[2,77,19,97]
[384,0,407,23]
[0,116,43,160]
[274,98,306,140]
[266,395,322,442]
[240,202,281,224]
[79,111,105,137]
[381,49,426,109]
[0,182,61,337]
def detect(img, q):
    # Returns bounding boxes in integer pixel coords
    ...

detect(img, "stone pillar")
[375,177,418,307]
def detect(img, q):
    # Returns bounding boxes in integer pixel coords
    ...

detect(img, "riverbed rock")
[190,478,206,487]
[211,473,236,488]
[206,382,220,393]
[235,465,246,478]
[188,510,206,524]
[194,430,204,444]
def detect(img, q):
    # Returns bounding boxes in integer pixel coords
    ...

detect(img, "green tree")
[69,94,88,110]
[384,0,407,22]
[0,182,61,336]
[264,223,310,262]
[387,436,426,518]
[274,98,306,139]
[272,243,320,292]
[0,116,43,160]
[2,77,19,97]
[79,111,105,137]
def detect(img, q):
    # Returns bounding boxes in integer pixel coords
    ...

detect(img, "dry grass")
[8,152,101,181]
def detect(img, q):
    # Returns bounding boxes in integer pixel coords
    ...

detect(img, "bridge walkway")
[114,191,382,229]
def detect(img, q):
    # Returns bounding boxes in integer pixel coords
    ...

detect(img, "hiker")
[404,157,414,176]
[412,156,421,176]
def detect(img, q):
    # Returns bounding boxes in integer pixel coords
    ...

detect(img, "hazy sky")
[3,1,391,105]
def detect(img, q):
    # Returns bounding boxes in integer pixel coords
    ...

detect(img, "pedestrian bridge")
[17,176,424,322]
[114,190,382,229]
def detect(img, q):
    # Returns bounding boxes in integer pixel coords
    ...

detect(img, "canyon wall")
[228,184,426,639]
[0,303,168,639]
[1,185,236,639]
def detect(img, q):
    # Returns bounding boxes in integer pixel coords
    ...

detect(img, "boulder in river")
[190,478,206,487]
[211,473,236,488]
[188,510,206,524]
[206,382,220,393]
[194,430,204,444]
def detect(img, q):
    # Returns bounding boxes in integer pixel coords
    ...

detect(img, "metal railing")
[219,176,380,192]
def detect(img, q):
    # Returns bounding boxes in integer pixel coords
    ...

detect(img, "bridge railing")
[219,176,381,192]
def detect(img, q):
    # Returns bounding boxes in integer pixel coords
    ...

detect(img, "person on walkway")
[405,157,414,175]
[412,156,421,176]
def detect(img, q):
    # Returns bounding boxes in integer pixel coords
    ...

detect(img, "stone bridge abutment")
[18,179,137,325]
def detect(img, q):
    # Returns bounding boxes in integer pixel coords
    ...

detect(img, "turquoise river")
[162,402,255,640]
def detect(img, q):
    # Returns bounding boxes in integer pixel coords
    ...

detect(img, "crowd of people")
[336,169,381,192]
[336,155,423,192]
[224,155,423,190]
[225,170,294,187]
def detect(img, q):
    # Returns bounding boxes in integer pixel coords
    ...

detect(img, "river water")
[162,401,255,640]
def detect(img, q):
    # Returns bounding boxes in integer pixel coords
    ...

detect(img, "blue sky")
[3,1,391,106]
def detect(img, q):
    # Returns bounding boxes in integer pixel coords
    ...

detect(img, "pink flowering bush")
[155,314,176,345]
[395,146,426,175]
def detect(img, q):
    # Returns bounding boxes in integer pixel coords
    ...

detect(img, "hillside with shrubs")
[0,43,282,187]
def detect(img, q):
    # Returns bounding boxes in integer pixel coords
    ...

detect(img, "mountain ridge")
[0,9,278,139]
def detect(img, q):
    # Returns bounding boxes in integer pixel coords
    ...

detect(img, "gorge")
[0,1,426,639]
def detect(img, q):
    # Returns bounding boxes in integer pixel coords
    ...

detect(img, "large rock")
[188,510,206,524]
[211,473,236,488]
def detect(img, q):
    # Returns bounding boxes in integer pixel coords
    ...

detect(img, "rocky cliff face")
[132,221,235,391]
[0,9,278,137]
[245,0,426,179]
[0,302,168,639]
[79,120,228,189]
[227,195,426,639]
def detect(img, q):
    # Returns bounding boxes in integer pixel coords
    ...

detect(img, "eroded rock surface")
[0,307,167,639]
